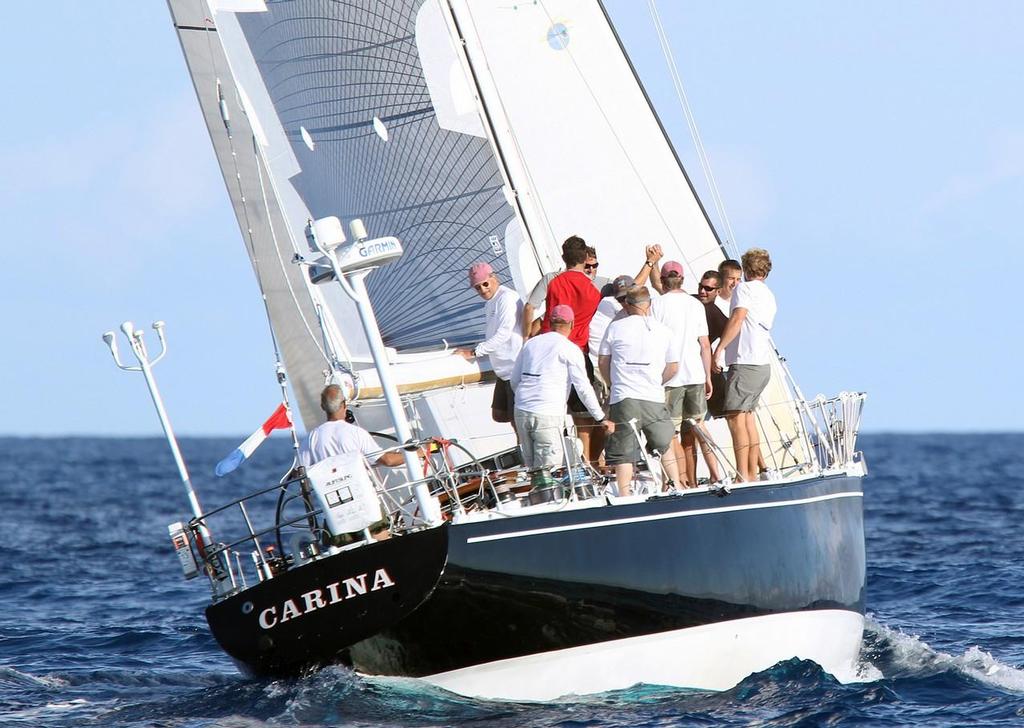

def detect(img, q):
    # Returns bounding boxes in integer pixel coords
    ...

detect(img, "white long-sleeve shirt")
[510,332,604,421]
[474,285,523,380]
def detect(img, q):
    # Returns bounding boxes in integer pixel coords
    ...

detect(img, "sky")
[1,2,1020,436]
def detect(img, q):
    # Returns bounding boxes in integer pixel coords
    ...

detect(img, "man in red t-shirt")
[541,236,601,345]
[540,236,604,464]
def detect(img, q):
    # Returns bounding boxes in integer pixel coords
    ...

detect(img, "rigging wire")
[642,2,824,467]
[247,134,351,375]
[646,0,739,259]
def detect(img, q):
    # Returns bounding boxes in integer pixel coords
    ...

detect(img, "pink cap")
[550,304,575,323]
[468,262,493,287]
[661,260,684,277]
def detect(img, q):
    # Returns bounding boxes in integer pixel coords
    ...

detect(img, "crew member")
[510,305,612,483]
[301,384,408,468]
[457,262,524,433]
[599,286,682,495]
[712,248,777,482]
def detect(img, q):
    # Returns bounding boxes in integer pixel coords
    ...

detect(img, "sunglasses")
[473,280,492,292]
[698,284,719,293]
[584,263,599,271]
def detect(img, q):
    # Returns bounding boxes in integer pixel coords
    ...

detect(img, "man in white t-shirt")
[457,262,524,432]
[651,261,712,487]
[301,384,408,468]
[712,248,778,482]
[511,305,613,483]
[598,286,682,495]
[716,259,742,317]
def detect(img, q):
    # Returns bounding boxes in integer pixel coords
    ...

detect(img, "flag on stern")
[215,404,292,477]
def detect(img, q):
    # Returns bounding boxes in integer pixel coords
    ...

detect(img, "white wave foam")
[959,645,1024,692]
[865,618,1024,692]
[0,666,69,689]
[3,698,93,722]
[834,654,884,685]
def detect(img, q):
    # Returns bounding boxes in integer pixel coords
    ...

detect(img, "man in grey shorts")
[598,286,682,495]
[712,248,778,482]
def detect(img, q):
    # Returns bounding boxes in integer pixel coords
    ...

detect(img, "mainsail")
[228,0,533,351]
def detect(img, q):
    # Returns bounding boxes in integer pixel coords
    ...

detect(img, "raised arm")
[523,274,550,339]
[634,245,664,293]
[521,302,537,339]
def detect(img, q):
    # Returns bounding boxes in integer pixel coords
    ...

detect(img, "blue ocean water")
[1,434,1022,727]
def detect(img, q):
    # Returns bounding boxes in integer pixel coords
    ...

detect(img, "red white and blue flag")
[215,403,292,477]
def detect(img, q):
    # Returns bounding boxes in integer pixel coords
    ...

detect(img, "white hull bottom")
[420,609,865,700]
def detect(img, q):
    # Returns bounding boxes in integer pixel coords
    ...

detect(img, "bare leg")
[589,419,606,466]
[680,430,697,487]
[572,415,605,466]
[696,422,722,482]
[725,412,751,481]
[574,416,592,466]
[660,445,681,490]
[615,463,634,496]
[743,412,761,480]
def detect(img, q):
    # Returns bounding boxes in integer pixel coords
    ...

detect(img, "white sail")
[449,0,724,282]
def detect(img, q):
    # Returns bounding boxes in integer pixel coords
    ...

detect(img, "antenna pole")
[104,321,204,520]
[306,219,443,526]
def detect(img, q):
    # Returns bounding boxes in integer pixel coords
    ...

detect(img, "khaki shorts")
[723,364,770,413]
[605,398,675,465]
[514,409,566,470]
[665,384,707,429]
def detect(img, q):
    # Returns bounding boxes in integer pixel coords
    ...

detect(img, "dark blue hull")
[207,473,865,690]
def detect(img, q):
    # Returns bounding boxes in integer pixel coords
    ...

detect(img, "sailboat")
[153,0,867,700]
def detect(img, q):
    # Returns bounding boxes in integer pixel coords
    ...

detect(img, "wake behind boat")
[103,0,867,700]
